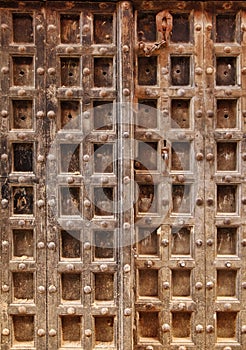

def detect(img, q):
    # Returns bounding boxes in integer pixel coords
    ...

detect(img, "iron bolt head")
[2,284,9,292]
[101,307,109,315]
[162,323,171,332]
[196,324,204,333]
[241,325,246,333]
[48,67,56,75]
[37,242,45,249]
[206,281,214,289]
[225,261,232,268]
[66,264,74,271]
[1,199,8,208]
[67,307,76,315]
[145,260,153,268]
[206,325,214,333]
[207,239,213,246]
[85,329,92,337]
[48,242,56,250]
[18,306,27,314]
[196,152,204,160]
[48,285,57,293]
[1,110,8,117]
[84,242,91,250]
[18,263,26,270]
[124,264,131,272]
[196,197,203,206]
[195,282,203,290]
[224,303,232,310]
[37,329,45,337]
[48,329,57,337]
[83,68,90,75]
[223,218,231,225]
[18,89,26,96]
[37,67,44,75]
[161,239,169,247]
[38,286,45,293]
[84,199,91,207]
[195,67,203,75]
[123,222,130,230]
[47,110,56,118]
[206,66,213,74]
[179,261,186,268]
[196,110,203,118]
[206,153,214,161]
[124,308,132,316]
[84,286,92,294]
[99,90,108,97]
[2,328,10,336]
[163,282,170,289]
[196,239,203,247]
[37,199,45,208]
[83,154,90,162]
[100,263,108,272]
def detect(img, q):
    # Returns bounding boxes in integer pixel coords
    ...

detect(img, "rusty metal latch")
[139,11,173,56]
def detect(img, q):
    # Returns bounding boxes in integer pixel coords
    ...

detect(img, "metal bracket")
[139,11,173,56]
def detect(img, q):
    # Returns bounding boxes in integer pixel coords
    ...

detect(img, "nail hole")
[68,113,73,119]
[224,71,228,76]
[19,70,25,76]
[103,71,107,76]
[176,69,181,74]
[68,72,73,77]
[20,115,26,120]
[146,68,150,74]
[224,114,229,119]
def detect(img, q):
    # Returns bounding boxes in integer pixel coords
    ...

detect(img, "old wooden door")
[1,1,246,349]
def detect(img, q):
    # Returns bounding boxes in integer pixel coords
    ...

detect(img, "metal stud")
[84,286,92,294]
[124,308,132,316]
[2,328,10,336]
[48,242,56,250]
[162,323,171,332]
[100,263,108,272]
[18,306,27,314]
[124,264,131,272]
[163,282,170,289]
[48,285,57,293]
[1,110,8,117]
[195,282,203,290]
[47,110,56,118]
[67,307,76,315]
[48,329,57,337]
[66,263,74,271]
[196,324,204,333]
[2,284,9,292]
[206,281,214,290]
[85,329,92,337]
[38,286,45,293]
[18,263,26,270]
[206,325,214,333]
[84,242,91,250]
[224,303,232,310]
[37,329,46,337]
[145,260,153,268]
[37,67,45,75]
[101,307,109,315]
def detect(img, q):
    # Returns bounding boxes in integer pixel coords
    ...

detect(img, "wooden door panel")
[1,2,246,350]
